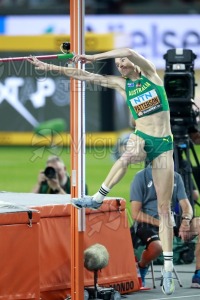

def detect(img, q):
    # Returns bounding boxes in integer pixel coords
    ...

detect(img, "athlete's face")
[115,57,136,77]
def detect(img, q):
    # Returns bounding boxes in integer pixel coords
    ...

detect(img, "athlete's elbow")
[124,48,133,57]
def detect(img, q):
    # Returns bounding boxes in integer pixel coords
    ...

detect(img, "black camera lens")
[62,42,70,51]
[44,166,56,179]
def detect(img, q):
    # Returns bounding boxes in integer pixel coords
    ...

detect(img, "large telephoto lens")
[44,166,56,179]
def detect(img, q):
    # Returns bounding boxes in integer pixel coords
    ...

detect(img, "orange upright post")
[70,1,86,300]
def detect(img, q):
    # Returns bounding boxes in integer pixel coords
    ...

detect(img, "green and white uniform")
[126,75,169,119]
[125,75,173,161]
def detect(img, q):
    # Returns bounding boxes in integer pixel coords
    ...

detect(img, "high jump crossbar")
[0,53,74,63]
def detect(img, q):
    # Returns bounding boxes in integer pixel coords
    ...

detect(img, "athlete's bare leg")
[72,133,146,209]
[104,133,146,188]
[152,150,175,294]
[152,150,174,254]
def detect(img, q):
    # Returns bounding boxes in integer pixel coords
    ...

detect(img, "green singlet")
[125,75,169,120]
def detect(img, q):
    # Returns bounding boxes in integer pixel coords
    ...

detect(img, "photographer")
[32,155,70,194]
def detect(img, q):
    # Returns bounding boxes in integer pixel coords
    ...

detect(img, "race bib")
[130,89,162,117]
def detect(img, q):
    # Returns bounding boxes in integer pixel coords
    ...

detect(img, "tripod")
[173,131,200,264]
[173,132,200,208]
[174,136,193,207]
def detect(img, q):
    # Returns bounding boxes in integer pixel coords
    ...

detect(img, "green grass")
[1,145,200,222]
[0,145,142,224]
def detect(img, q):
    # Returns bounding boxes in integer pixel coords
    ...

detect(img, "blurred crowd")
[1,0,200,14]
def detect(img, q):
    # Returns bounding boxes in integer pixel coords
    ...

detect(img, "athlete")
[28,48,175,295]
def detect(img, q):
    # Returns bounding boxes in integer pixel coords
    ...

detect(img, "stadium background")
[0,0,200,219]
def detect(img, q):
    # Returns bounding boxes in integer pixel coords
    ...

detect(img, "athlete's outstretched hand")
[73,54,95,64]
[27,55,51,71]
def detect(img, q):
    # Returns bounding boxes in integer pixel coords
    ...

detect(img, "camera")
[62,42,70,52]
[84,287,121,300]
[44,166,57,179]
[164,48,197,104]
[163,48,199,139]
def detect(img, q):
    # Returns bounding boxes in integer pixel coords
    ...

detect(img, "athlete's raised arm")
[27,56,125,93]
[73,48,156,76]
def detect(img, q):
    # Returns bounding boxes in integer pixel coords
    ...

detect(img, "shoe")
[191,271,200,288]
[139,265,149,287]
[72,196,103,209]
[161,269,175,295]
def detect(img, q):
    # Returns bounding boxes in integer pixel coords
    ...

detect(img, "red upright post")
[70,1,85,300]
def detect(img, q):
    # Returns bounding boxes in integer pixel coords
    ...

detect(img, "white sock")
[163,251,173,272]
[92,183,110,203]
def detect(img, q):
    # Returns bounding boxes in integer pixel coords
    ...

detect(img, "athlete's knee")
[126,135,146,157]
[121,147,146,164]
[118,154,131,168]
[158,202,171,214]
[158,206,174,230]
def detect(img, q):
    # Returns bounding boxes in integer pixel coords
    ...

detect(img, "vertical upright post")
[70,1,85,300]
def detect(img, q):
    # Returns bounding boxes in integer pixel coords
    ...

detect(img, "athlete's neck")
[129,71,141,81]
